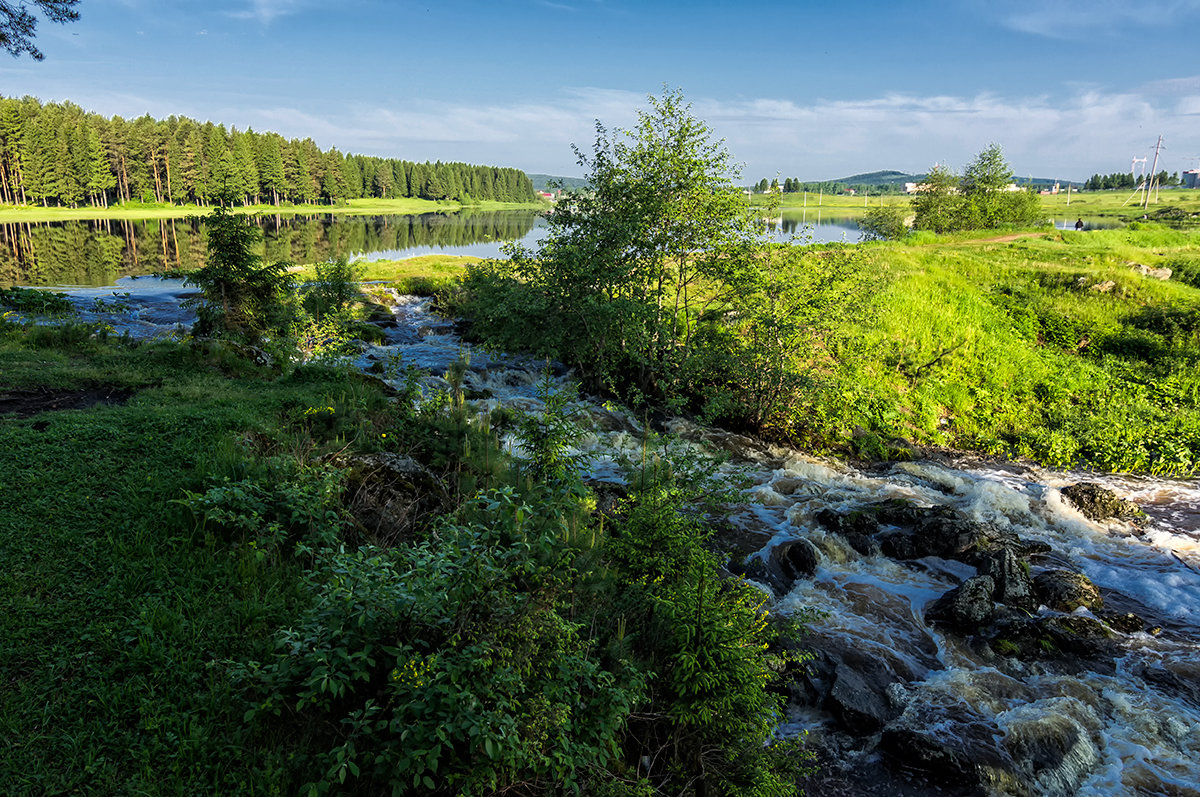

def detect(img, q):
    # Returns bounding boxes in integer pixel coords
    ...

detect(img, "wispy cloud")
[995,0,1200,39]
[48,84,1200,180]
[229,0,312,24]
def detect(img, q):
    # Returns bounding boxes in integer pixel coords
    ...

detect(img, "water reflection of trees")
[0,211,538,287]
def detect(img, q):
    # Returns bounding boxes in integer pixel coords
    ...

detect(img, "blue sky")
[4,0,1200,182]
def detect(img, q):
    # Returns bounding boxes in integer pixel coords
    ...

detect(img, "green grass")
[0,197,546,223]
[756,186,1200,221]
[0,331,396,793]
[835,224,1200,473]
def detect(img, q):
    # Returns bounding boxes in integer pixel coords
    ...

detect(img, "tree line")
[0,95,537,208]
[1083,170,1180,191]
[751,177,908,196]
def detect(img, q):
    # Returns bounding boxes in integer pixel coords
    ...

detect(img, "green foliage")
[911,146,1043,233]
[186,202,294,342]
[300,255,364,322]
[458,88,762,405]
[252,487,641,796]
[857,204,909,241]
[175,458,346,562]
[600,449,812,796]
[0,285,73,314]
[514,371,587,484]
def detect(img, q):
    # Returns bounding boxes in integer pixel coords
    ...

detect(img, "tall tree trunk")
[164,151,173,205]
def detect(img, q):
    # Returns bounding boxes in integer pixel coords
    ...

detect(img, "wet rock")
[340,452,449,546]
[825,662,899,736]
[1134,662,1200,710]
[863,497,926,526]
[880,507,991,561]
[815,507,881,537]
[925,575,996,632]
[975,547,1035,610]
[815,507,882,557]
[1034,569,1104,612]
[1100,611,1146,634]
[988,615,1118,669]
[1060,482,1143,522]
[1002,699,1101,796]
[845,533,882,558]
[744,538,821,594]
[880,713,1016,792]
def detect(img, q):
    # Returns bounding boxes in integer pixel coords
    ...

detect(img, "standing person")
[1075,218,1084,231]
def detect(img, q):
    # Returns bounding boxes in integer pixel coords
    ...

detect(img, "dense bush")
[911,145,1043,233]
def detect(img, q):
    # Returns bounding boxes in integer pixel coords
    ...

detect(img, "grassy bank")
[824,224,1200,473]
[0,315,806,794]
[0,197,546,223]
[755,186,1200,220]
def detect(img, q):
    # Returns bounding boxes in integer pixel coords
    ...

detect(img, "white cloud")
[996,0,1200,39]
[229,0,313,24]
[36,84,1200,180]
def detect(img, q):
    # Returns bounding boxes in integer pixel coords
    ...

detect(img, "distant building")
[1184,170,1200,189]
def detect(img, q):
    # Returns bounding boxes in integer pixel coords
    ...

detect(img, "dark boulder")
[925,575,997,632]
[1061,482,1144,522]
[988,615,1118,670]
[880,507,993,562]
[863,497,927,526]
[1034,569,1104,612]
[340,452,449,546]
[975,547,1036,610]
[744,538,821,594]
[880,713,1016,792]
[1100,612,1146,634]
[825,662,900,736]
[815,507,882,537]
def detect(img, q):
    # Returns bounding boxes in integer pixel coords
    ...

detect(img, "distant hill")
[814,171,1079,190]
[830,170,924,187]
[528,174,590,192]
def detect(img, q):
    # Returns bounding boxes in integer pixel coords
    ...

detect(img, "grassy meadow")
[754,185,1200,221]
[832,224,1200,473]
[0,196,545,224]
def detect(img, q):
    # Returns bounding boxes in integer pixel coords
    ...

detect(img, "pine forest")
[0,95,537,208]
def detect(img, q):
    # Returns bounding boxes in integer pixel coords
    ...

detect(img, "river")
[25,283,1199,796]
[1,209,865,288]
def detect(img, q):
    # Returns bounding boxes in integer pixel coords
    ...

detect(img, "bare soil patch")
[0,386,134,418]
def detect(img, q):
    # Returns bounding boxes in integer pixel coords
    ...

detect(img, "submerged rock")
[1034,569,1104,612]
[1060,482,1143,523]
[1001,698,1102,796]
[880,711,1018,793]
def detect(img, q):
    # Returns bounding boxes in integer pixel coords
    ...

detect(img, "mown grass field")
[0,196,546,224]
[755,186,1200,220]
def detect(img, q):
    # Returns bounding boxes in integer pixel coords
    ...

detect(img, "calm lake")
[2,209,868,288]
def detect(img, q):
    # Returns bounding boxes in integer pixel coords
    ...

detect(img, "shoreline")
[0,197,548,224]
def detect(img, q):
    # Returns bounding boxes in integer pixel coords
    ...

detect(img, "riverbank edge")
[0,197,548,223]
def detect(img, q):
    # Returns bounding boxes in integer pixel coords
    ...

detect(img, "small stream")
[26,284,1200,796]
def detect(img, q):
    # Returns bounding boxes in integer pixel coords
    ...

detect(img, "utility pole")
[1144,136,1164,209]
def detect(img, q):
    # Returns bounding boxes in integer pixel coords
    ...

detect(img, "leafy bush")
[251,487,641,796]
[0,286,74,314]
[858,204,909,241]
